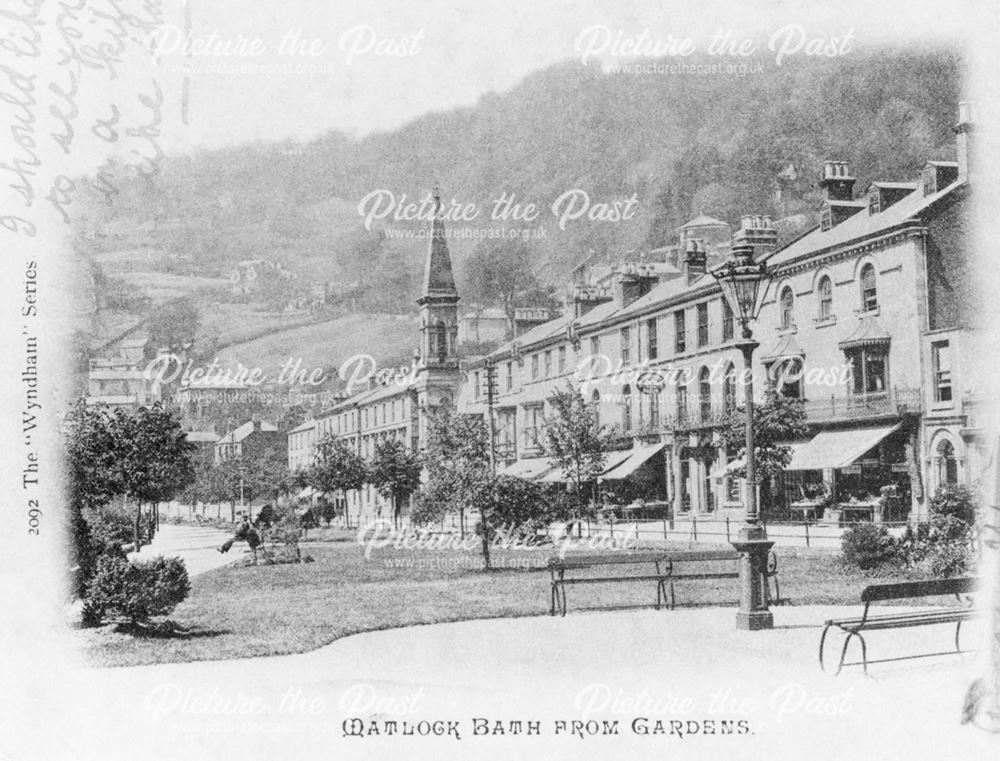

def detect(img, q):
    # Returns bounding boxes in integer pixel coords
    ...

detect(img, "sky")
[152,0,983,153]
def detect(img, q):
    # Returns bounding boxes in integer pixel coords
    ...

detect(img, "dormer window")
[922,165,937,196]
[868,190,880,215]
[820,207,832,232]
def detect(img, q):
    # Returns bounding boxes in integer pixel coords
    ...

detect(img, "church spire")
[418,183,458,305]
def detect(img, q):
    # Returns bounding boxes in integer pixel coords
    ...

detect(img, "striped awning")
[838,316,891,351]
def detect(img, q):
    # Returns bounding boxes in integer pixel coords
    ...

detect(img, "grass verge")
[80,535,935,668]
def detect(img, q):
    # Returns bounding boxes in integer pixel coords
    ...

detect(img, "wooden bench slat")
[664,551,740,562]
[551,552,665,568]
[559,575,671,584]
[667,572,739,581]
[860,577,978,603]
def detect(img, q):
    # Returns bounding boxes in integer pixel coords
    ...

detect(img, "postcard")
[1,1,998,759]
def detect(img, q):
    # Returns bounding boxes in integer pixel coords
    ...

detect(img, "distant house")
[288,419,318,472]
[230,258,295,296]
[458,307,508,345]
[86,334,161,410]
[184,430,219,469]
[214,419,284,464]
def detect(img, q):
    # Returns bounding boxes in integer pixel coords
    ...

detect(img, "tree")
[542,384,610,526]
[307,434,368,526]
[65,402,124,512]
[467,237,541,333]
[64,402,194,595]
[147,297,200,354]
[720,388,808,482]
[368,439,422,530]
[476,475,568,542]
[114,404,196,547]
[421,408,491,536]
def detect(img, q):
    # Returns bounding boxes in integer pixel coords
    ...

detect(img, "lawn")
[80,535,908,669]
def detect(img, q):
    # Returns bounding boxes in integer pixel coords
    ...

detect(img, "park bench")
[548,549,780,617]
[660,549,780,611]
[818,577,979,676]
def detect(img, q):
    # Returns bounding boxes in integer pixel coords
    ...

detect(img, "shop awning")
[538,448,634,483]
[788,424,901,470]
[499,457,554,481]
[599,444,665,481]
[708,425,901,476]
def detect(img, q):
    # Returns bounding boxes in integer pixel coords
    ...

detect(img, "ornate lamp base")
[731,525,774,631]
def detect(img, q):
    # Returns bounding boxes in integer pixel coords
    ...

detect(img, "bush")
[841,523,897,570]
[899,515,974,577]
[256,503,277,528]
[929,484,978,525]
[83,500,135,547]
[84,555,190,626]
[925,540,973,577]
[319,499,337,526]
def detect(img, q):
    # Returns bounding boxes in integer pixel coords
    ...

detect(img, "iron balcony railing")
[801,387,922,423]
[611,387,923,437]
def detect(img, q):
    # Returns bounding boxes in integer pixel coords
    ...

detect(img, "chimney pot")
[954,101,974,181]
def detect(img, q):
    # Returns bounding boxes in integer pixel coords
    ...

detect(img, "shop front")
[715,423,914,524]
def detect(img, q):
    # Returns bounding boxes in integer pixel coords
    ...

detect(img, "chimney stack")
[954,101,973,182]
[684,238,707,284]
[818,161,856,201]
[733,215,778,259]
[573,285,613,318]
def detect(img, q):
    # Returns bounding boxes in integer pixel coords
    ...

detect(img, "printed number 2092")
[27,501,40,535]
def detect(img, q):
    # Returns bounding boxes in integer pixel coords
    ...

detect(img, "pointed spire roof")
[419,184,459,304]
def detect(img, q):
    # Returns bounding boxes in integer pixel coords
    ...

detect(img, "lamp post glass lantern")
[712,241,775,631]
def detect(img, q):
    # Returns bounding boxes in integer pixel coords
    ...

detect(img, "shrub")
[899,515,974,577]
[83,500,135,547]
[925,539,973,577]
[256,503,277,528]
[300,507,318,531]
[841,523,897,570]
[272,508,303,562]
[84,555,190,626]
[319,499,337,526]
[929,484,978,525]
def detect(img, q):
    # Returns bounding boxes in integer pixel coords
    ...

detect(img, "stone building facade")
[456,106,980,524]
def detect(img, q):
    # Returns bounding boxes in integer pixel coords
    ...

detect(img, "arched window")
[723,362,737,413]
[591,389,601,430]
[648,388,660,427]
[818,275,833,319]
[435,320,448,362]
[937,439,958,486]
[780,286,795,329]
[698,366,712,421]
[860,264,877,311]
[621,384,632,431]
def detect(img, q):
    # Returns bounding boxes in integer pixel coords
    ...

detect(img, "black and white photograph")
[1,1,999,758]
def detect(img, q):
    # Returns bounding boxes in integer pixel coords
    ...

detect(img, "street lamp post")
[712,220,775,631]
